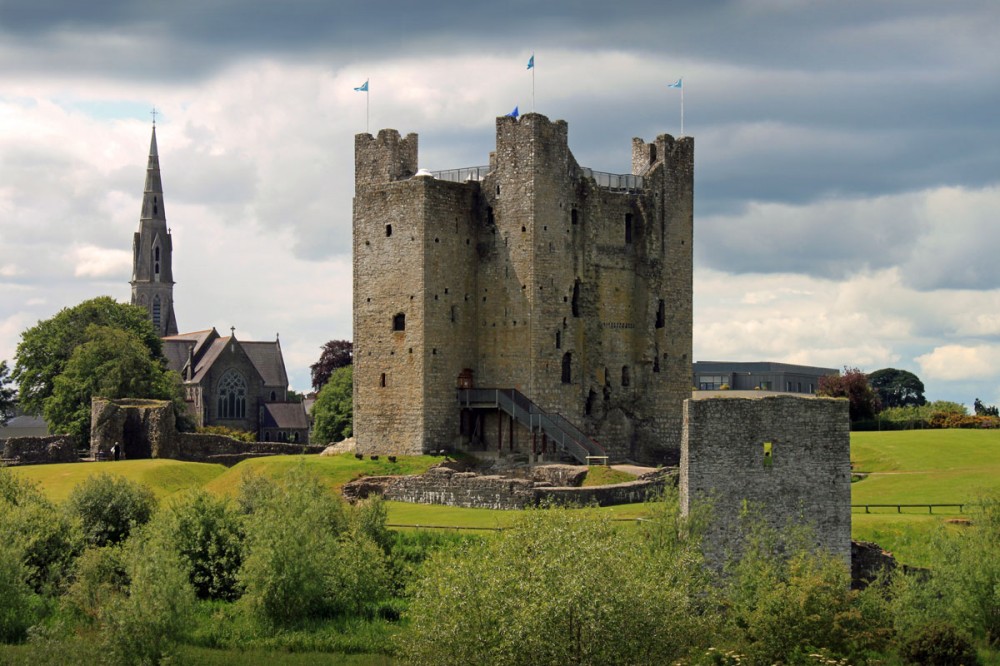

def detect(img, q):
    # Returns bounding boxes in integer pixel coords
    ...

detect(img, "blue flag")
[354,80,369,92]
[526,54,534,70]
[506,106,519,119]
[668,78,682,89]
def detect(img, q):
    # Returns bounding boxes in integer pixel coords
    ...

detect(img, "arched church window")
[154,247,160,262]
[152,296,161,330]
[217,370,247,419]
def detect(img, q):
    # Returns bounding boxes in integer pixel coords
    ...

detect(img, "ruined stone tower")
[130,125,178,337]
[353,113,693,464]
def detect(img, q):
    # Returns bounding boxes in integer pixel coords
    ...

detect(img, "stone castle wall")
[353,114,693,464]
[680,395,852,565]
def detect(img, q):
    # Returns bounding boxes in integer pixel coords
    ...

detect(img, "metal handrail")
[458,388,606,463]
[429,166,492,183]
[579,167,644,192]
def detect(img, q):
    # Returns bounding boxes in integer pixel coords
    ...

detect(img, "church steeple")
[131,123,179,337]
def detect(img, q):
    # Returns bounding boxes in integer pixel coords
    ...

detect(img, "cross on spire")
[150,107,159,126]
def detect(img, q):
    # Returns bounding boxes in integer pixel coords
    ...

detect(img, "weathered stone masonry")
[680,395,852,565]
[353,114,693,464]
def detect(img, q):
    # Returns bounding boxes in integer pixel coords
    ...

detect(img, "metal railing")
[429,165,492,183]
[851,503,967,515]
[579,168,644,192]
[458,388,606,464]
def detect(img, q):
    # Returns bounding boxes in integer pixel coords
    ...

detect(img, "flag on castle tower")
[668,77,682,89]
[506,106,519,119]
[526,54,534,70]
[354,80,369,92]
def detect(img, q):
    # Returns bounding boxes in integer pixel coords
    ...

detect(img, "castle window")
[656,299,665,329]
[585,389,597,415]
[571,209,578,225]
[625,214,633,244]
[451,306,457,323]
[217,370,247,419]
[386,224,392,237]
[392,313,406,332]
[555,330,561,349]
[653,355,660,373]
[152,296,161,329]
[621,366,630,387]
[571,280,581,317]
[380,373,386,387]
[561,352,572,384]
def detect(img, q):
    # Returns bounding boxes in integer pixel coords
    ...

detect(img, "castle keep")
[353,113,693,464]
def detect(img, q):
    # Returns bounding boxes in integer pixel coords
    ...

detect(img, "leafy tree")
[868,368,927,408]
[818,367,881,421]
[311,365,352,444]
[66,473,157,548]
[13,296,162,417]
[310,339,352,391]
[0,360,15,426]
[44,324,183,445]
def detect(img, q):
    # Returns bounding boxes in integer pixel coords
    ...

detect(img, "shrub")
[238,465,390,629]
[66,473,157,547]
[61,545,128,628]
[899,621,980,666]
[403,502,716,665]
[102,528,196,665]
[197,424,257,443]
[151,490,244,601]
[0,541,39,643]
[0,468,80,593]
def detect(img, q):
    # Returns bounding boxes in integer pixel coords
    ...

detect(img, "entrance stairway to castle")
[457,388,605,464]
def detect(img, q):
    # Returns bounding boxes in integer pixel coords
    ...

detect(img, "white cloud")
[71,245,131,278]
[916,345,1000,382]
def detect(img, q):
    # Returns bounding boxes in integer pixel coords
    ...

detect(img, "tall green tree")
[868,368,927,408]
[44,324,182,444]
[13,296,162,416]
[0,360,15,426]
[818,367,881,421]
[311,364,352,444]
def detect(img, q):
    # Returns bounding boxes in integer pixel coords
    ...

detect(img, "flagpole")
[680,82,684,136]
[532,57,535,113]
[366,77,370,135]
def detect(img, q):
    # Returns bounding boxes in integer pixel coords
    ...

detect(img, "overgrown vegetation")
[3,441,1000,663]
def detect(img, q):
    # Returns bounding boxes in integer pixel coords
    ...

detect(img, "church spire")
[141,126,166,221]
[131,122,178,337]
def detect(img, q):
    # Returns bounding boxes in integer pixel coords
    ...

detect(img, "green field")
[851,429,1000,565]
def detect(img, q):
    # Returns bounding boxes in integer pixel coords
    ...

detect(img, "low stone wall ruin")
[343,466,673,509]
[1,436,78,466]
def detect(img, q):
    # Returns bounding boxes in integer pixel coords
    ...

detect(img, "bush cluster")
[2,466,1000,664]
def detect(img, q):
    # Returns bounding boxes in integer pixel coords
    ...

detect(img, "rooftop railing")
[426,165,644,192]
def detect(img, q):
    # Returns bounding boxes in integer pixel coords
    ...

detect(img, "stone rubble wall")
[1,436,78,466]
[342,466,672,510]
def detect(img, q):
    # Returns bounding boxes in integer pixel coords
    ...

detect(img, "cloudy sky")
[1,1,998,407]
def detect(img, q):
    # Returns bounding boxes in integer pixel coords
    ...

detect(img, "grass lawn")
[8,458,228,503]
[850,429,1000,565]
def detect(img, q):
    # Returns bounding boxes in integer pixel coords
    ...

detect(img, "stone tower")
[353,113,693,464]
[130,125,178,337]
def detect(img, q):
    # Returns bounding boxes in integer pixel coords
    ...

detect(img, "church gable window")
[217,369,247,419]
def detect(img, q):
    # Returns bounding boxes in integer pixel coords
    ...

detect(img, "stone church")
[130,126,309,443]
[353,113,693,464]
